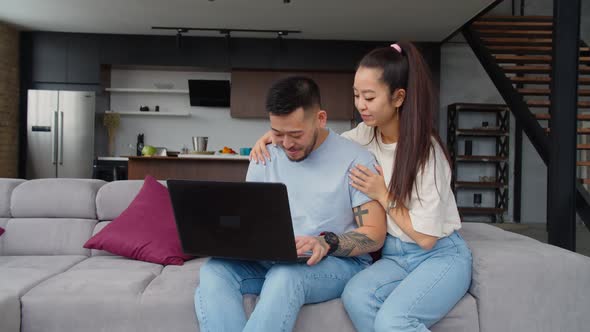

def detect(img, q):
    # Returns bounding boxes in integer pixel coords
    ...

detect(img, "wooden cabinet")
[230,70,355,120]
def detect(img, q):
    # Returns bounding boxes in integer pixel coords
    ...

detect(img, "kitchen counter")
[127,155,249,181]
[98,156,129,161]
[178,153,250,161]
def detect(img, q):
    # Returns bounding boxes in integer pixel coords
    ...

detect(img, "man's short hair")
[266,76,322,115]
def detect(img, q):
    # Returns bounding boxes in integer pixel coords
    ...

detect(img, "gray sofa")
[1,178,590,332]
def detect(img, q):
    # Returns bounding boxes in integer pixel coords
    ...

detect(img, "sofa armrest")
[467,236,590,332]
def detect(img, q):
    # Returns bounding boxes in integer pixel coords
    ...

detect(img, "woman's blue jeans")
[342,231,472,332]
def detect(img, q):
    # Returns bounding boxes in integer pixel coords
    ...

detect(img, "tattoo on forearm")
[333,231,378,257]
[353,206,369,227]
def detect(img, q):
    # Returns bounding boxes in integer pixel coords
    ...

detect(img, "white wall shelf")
[105,111,191,117]
[105,88,189,94]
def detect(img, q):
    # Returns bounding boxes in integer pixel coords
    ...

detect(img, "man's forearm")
[317,228,383,257]
[333,230,381,256]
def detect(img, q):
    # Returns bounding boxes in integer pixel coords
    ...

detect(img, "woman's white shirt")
[341,122,461,243]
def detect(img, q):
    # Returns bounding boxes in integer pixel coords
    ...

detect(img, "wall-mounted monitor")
[188,80,231,107]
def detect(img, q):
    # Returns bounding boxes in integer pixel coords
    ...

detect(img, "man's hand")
[295,236,330,266]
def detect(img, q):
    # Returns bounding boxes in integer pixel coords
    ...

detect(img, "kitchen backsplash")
[100,68,352,156]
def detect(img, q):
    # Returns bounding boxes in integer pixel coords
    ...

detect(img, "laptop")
[167,180,312,263]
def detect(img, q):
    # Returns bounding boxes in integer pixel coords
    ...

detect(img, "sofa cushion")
[461,223,590,332]
[0,219,7,255]
[2,218,96,256]
[88,221,115,256]
[0,179,25,218]
[21,256,163,332]
[10,179,105,219]
[0,255,87,332]
[96,179,166,221]
[430,293,479,332]
[84,176,190,265]
[459,222,538,243]
[138,258,208,331]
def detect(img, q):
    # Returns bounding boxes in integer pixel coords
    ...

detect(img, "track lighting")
[152,26,300,38]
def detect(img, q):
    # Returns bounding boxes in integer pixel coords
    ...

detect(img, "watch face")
[324,232,338,246]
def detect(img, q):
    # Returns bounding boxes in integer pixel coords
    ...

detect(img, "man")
[195,76,386,332]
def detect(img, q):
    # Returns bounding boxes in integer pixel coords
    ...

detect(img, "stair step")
[577,161,590,166]
[473,21,553,29]
[479,16,554,22]
[578,144,590,150]
[529,100,590,108]
[518,88,590,96]
[495,55,590,64]
[488,45,590,54]
[535,113,590,120]
[482,37,553,45]
[510,76,590,85]
[502,65,590,74]
[579,178,590,184]
[477,29,553,37]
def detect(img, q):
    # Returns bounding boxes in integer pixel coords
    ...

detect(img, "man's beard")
[286,128,319,162]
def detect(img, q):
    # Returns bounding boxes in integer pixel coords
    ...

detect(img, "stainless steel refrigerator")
[27,90,96,179]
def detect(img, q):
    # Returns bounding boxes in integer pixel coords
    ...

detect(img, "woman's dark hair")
[358,41,451,207]
[266,76,321,115]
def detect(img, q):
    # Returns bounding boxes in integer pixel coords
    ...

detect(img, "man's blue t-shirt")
[246,129,378,237]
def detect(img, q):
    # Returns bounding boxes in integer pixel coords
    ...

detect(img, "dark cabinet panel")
[67,36,100,84]
[30,33,100,84]
[31,33,67,82]
[230,70,354,120]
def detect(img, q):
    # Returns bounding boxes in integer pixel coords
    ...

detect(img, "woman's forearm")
[377,196,438,250]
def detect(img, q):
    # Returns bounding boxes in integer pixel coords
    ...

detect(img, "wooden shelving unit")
[105,110,190,117]
[105,88,189,94]
[447,103,510,223]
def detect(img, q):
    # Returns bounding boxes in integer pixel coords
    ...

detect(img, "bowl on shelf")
[154,147,167,156]
[154,83,174,89]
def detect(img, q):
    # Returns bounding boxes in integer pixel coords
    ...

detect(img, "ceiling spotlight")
[284,0,291,3]
[176,28,188,49]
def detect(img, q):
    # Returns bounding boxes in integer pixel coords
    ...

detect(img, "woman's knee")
[374,311,423,332]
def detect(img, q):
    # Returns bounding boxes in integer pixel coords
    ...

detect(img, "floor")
[491,222,590,257]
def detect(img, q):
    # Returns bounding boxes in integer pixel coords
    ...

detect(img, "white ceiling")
[0,0,494,41]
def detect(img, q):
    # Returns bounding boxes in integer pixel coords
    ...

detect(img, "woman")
[250,42,472,332]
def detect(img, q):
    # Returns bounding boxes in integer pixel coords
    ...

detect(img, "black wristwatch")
[322,231,340,255]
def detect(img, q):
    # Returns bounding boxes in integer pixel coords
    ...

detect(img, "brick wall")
[0,22,19,178]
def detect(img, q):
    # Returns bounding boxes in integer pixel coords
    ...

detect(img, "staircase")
[462,15,590,229]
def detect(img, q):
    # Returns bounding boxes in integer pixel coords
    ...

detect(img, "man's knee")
[199,259,238,288]
[264,264,304,289]
[342,274,369,309]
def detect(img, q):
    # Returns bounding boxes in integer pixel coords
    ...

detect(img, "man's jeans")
[195,256,368,332]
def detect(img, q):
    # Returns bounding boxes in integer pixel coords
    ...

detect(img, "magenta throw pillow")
[0,227,4,236]
[84,175,191,265]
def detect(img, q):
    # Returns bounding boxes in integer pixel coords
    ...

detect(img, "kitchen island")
[127,154,250,181]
